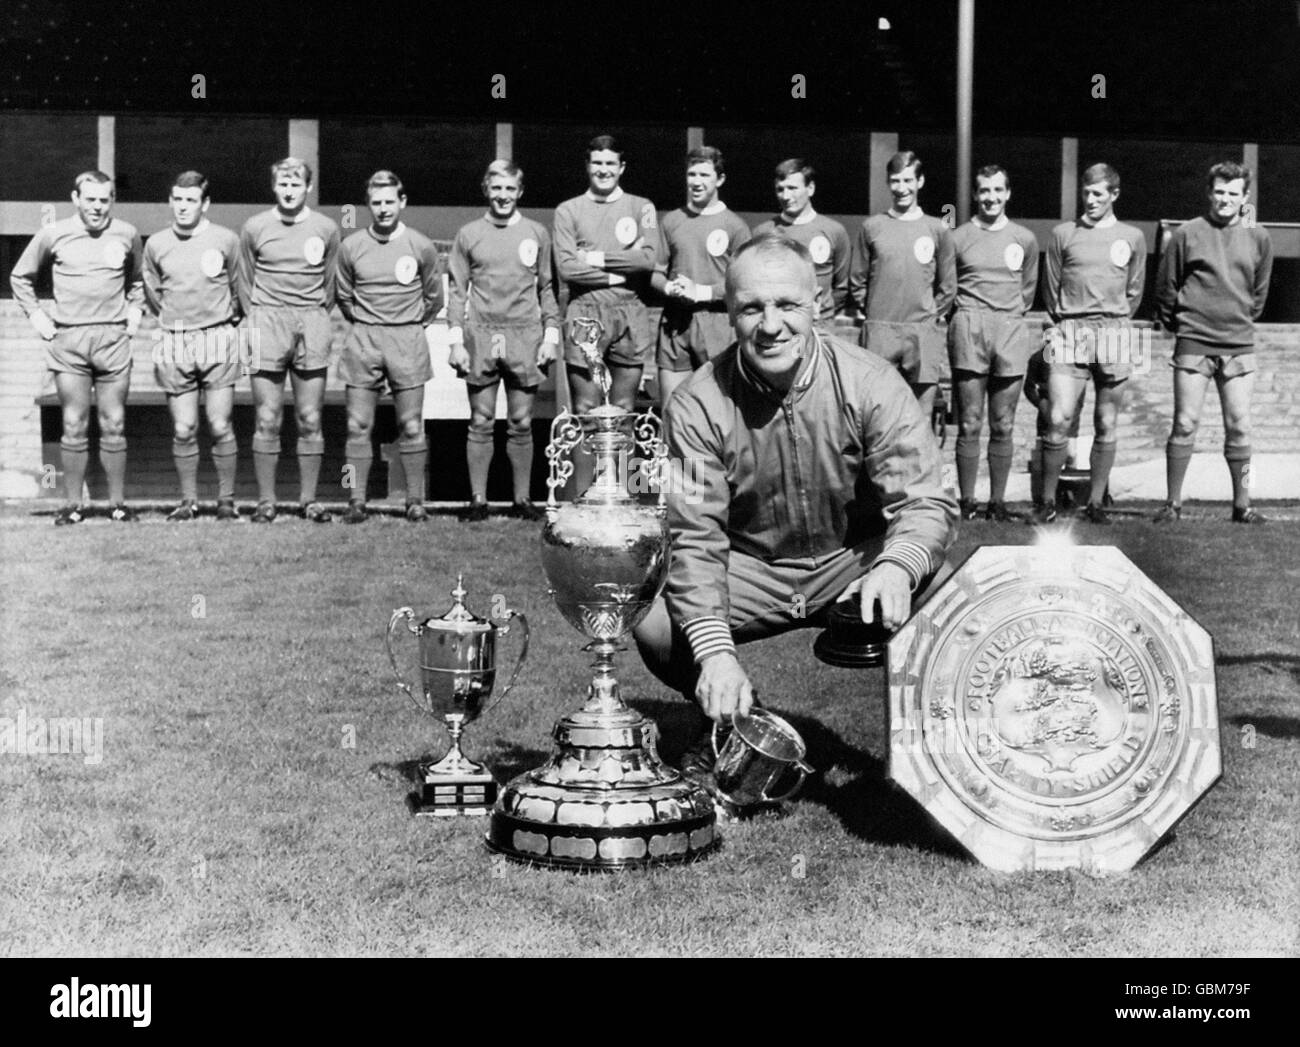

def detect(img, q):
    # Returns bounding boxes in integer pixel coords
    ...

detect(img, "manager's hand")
[838,562,913,630]
[695,651,756,724]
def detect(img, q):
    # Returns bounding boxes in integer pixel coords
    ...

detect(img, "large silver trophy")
[488,317,719,869]
[387,576,529,816]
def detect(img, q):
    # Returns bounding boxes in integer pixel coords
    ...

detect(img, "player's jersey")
[142,221,241,330]
[1044,218,1146,319]
[237,207,340,311]
[751,212,850,320]
[657,206,752,302]
[447,213,560,329]
[850,212,957,324]
[336,223,443,326]
[950,219,1040,314]
[553,189,661,307]
[1154,216,1273,353]
[10,216,144,325]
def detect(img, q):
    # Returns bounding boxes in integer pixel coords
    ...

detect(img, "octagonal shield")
[889,545,1220,874]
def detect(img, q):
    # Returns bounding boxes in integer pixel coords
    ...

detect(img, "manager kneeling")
[633,234,959,723]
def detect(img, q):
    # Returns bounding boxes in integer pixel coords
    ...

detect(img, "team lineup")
[10,137,1270,540]
[10,136,1271,534]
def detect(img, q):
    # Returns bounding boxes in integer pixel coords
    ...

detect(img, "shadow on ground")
[632,697,968,859]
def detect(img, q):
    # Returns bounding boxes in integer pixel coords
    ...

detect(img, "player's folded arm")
[551,205,609,285]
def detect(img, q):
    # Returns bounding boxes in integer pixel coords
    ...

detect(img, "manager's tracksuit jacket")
[663,330,959,663]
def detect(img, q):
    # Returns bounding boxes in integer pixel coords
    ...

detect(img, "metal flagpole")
[957,0,975,225]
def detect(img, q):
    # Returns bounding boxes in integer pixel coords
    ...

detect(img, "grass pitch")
[0,503,1296,957]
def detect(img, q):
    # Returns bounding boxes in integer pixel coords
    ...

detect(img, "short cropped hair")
[1206,161,1251,191]
[587,134,623,161]
[887,151,923,177]
[270,157,312,185]
[172,170,211,200]
[686,146,725,175]
[1082,163,1120,191]
[724,232,816,298]
[73,170,114,195]
[481,159,524,192]
[365,169,405,197]
[774,158,815,184]
[974,164,1010,189]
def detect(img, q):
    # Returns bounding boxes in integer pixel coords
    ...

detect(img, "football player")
[850,151,957,422]
[10,170,143,523]
[1036,163,1147,524]
[652,147,751,406]
[1153,161,1273,524]
[447,160,560,522]
[142,170,243,520]
[752,158,850,329]
[236,157,340,522]
[947,165,1040,520]
[336,171,442,523]
[553,135,661,414]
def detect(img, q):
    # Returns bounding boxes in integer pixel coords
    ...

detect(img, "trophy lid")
[426,574,493,633]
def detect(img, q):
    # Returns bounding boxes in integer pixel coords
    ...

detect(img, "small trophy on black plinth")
[386,576,529,816]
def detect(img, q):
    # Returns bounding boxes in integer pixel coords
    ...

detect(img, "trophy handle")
[484,609,530,715]
[761,758,815,803]
[385,607,427,717]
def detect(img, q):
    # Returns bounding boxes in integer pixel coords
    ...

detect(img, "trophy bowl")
[488,395,719,869]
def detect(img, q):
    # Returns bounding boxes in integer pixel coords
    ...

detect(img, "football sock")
[173,437,200,502]
[1088,440,1116,506]
[99,434,127,505]
[252,433,280,504]
[987,433,1014,504]
[345,437,372,505]
[1165,437,1194,506]
[399,436,428,504]
[1040,438,1069,506]
[60,436,89,505]
[1225,442,1252,510]
[955,433,981,502]
[211,435,238,501]
[467,419,494,502]
[506,421,533,503]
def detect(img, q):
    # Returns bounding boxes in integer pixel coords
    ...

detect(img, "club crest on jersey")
[914,235,936,265]
[102,240,128,269]
[808,235,832,265]
[518,237,539,267]
[615,216,638,246]
[1004,242,1025,272]
[706,228,730,257]
[394,255,418,285]
[200,248,225,279]
[1109,239,1132,268]
[303,236,326,265]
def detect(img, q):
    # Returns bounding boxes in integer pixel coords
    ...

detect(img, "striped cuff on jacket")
[874,541,933,590]
[682,616,736,664]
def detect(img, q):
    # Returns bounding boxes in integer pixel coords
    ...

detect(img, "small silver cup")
[711,708,815,807]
